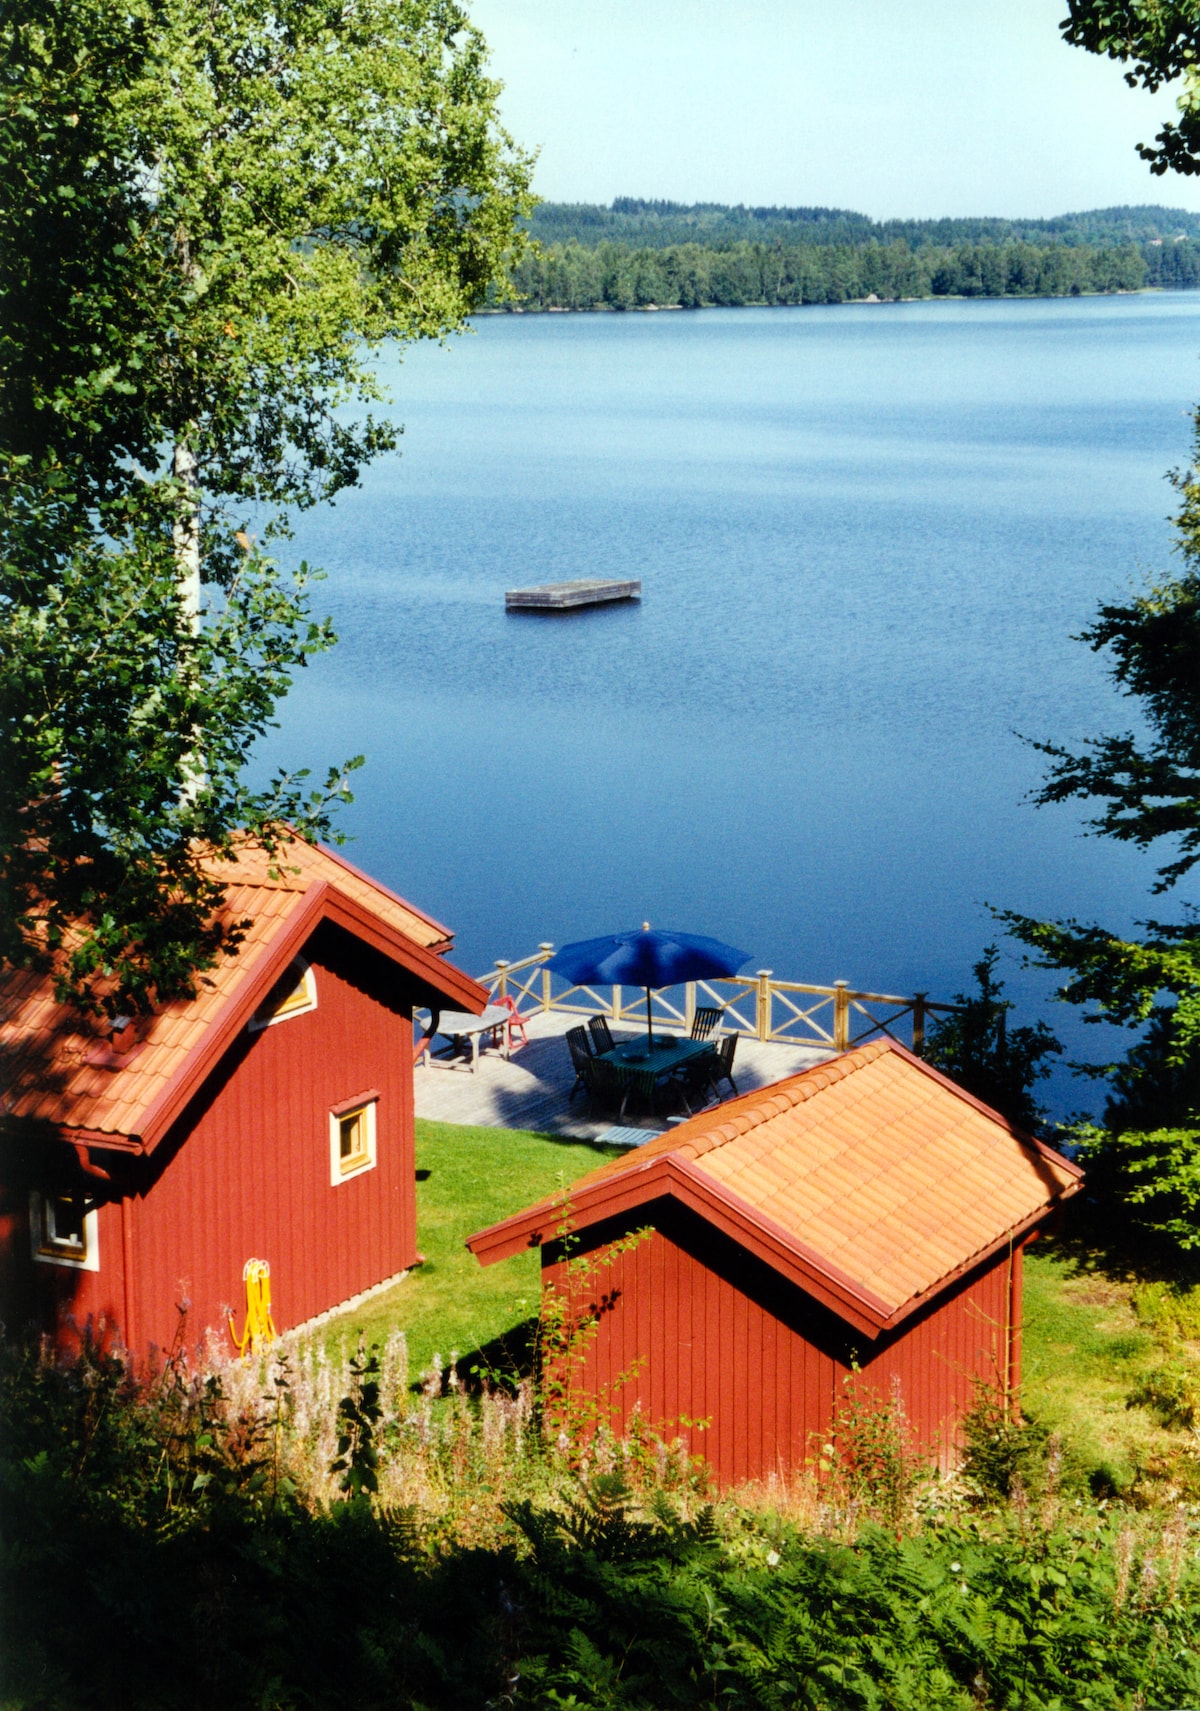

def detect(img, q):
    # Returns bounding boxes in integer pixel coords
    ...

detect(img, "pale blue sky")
[468,0,1200,219]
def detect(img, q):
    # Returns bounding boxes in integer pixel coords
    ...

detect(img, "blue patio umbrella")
[546,924,751,1047]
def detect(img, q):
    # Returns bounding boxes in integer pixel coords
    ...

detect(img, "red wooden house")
[0,840,486,1361]
[469,1040,1082,1481]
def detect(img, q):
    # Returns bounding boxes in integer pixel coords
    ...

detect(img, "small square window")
[329,1094,378,1184]
[30,1191,100,1271]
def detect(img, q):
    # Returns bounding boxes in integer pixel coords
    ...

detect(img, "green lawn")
[323,1120,624,1381]
[1022,1245,1178,1483]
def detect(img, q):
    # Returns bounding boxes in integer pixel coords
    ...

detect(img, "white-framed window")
[30,1191,100,1271]
[248,958,317,1032]
[329,1091,379,1185]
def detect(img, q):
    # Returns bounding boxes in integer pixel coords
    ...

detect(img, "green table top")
[600,1036,714,1082]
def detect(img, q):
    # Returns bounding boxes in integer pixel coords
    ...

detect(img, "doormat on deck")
[595,1125,664,1149]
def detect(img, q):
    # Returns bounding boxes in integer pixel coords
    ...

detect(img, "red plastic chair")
[495,993,530,1054]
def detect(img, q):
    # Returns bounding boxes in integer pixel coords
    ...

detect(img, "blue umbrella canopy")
[546,925,751,1045]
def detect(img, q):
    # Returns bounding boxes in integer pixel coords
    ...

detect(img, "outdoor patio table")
[431,1005,510,1072]
[599,1035,717,1120]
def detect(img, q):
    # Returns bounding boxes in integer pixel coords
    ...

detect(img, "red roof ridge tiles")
[581,1038,891,1180]
[467,1038,1083,1330]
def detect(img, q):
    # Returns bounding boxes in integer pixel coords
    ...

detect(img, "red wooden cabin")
[469,1040,1082,1481]
[0,840,486,1361]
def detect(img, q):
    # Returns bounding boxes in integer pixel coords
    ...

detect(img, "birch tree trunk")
[172,436,203,797]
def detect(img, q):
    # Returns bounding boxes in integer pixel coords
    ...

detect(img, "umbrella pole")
[646,986,653,1048]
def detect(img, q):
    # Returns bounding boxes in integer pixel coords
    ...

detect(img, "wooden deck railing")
[479,946,955,1055]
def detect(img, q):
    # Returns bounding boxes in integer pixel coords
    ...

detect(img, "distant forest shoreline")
[487,198,1200,312]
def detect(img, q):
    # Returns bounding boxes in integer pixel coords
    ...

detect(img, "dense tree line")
[1143,238,1200,287]
[500,236,1149,311]
[527,196,1200,251]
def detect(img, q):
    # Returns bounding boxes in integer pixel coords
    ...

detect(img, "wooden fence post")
[684,981,696,1034]
[912,993,927,1057]
[538,944,554,1012]
[834,980,850,1051]
[493,959,510,1001]
[756,971,773,1041]
[612,984,622,1022]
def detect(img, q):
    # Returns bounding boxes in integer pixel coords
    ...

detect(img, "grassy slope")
[321,1120,1184,1479]
[1022,1245,1171,1481]
[323,1120,623,1380]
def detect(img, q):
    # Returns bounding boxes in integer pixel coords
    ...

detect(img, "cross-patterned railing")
[478,946,956,1055]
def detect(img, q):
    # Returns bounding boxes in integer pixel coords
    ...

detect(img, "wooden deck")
[414,1008,835,1141]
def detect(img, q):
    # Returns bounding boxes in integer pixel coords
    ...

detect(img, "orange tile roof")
[469,1040,1082,1323]
[0,838,471,1149]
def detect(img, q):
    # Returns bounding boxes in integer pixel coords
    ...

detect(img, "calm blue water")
[269,294,1200,1114]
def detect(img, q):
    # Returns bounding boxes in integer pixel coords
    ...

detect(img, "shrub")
[821,1372,931,1531]
[1127,1361,1200,1429]
[960,1379,1053,1501]
[4,1327,1200,1710]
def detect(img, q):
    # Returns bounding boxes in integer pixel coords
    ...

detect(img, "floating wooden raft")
[505,577,641,611]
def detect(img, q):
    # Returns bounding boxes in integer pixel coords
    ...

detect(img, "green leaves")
[1,0,533,1013]
[330,1340,383,1500]
[1061,2,1200,176]
[1003,394,1200,1249]
[924,945,1062,1133]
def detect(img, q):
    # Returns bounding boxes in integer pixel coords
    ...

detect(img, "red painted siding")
[0,1191,128,1352]
[127,927,416,1358]
[546,1203,1020,1484]
[2,924,419,1362]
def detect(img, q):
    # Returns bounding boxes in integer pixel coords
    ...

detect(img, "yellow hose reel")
[228,1257,277,1356]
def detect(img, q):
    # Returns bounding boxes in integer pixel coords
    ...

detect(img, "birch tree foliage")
[1061,0,1200,175]
[0,0,534,1014]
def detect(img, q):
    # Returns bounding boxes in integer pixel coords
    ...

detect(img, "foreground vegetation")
[5,1117,1200,1709]
[3,1319,1199,1711]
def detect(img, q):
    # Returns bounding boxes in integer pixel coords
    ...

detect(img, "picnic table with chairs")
[566,1007,739,1121]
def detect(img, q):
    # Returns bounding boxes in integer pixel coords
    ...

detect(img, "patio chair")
[669,1042,720,1114]
[581,1052,624,1114]
[588,1014,616,1056]
[710,1032,738,1096]
[690,1005,724,1040]
[495,993,530,1054]
[565,1025,593,1101]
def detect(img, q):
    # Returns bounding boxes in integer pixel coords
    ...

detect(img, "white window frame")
[30,1190,100,1271]
[248,958,317,1032]
[329,1092,379,1186]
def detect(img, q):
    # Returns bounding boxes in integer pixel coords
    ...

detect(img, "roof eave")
[309,839,456,947]
[467,1152,895,1338]
[55,882,486,1157]
[880,1173,1085,1332]
[321,887,488,1014]
[467,1142,1085,1342]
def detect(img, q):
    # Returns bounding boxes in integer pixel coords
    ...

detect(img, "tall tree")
[1,0,533,1013]
[1000,458,1200,1248]
[923,946,1061,1134]
[1000,1,1200,1250]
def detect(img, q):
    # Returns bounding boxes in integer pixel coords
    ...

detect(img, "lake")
[270,294,1200,1114]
